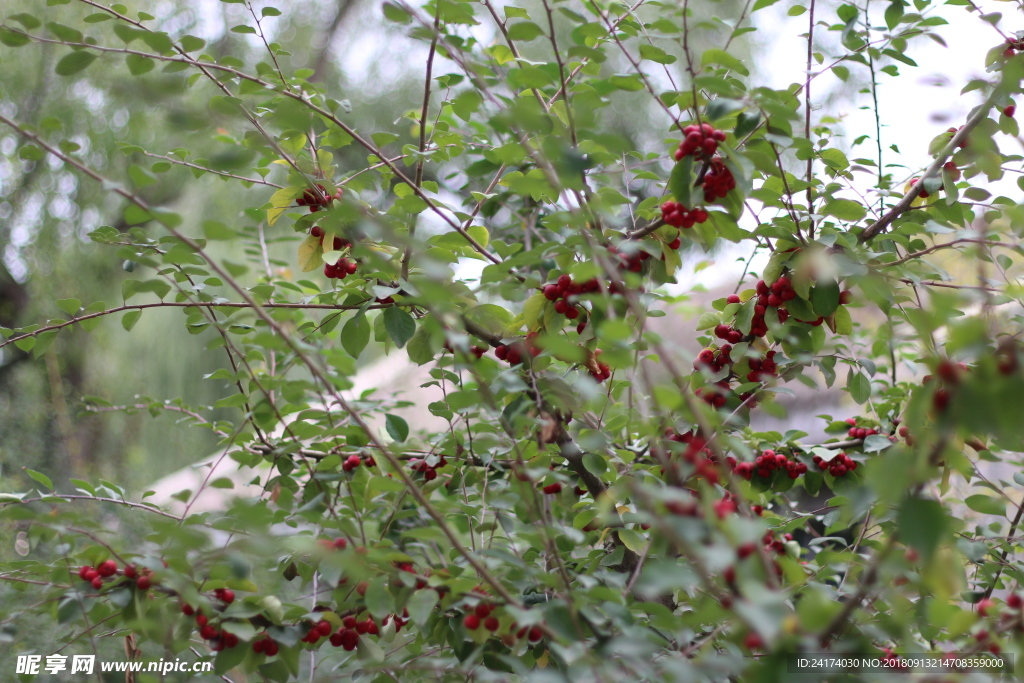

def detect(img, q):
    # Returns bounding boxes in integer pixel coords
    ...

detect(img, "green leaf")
[126,53,155,75]
[382,3,412,24]
[10,13,42,30]
[180,35,206,52]
[364,577,395,620]
[897,496,948,561]
[964,494,1005,517]
[734,110,762,138]
[382,307,415,348]
[638,44,677,65]
[56,299,81,315]
[406,590,438,627]
[507,22,544,41]
[846,368,870,404]
[385,414,409,442]
[832,304,853,335]
[407,324,436,365]
[822,199,867,222]
[701,48,749,76]
[122,310,142,331]
[0,27,31,47]
[55,51,98,76]
[617,529,648,554]
[668,157,694,208]
[24,469,53,490]
[341,313,370,359]
[885,1,905,30]
[811,280,840,317]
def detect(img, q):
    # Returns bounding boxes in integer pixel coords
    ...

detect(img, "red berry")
[1008,594,1022,609]
[475,603,492,619]
[542,482,562,494]
[199,625,217,640]
[1004,105,1016,118]
[484,616,499,631]
[978,599,995,617]
[91,576,103,590]
[727,294,740,304]
[464,614,481,630]
[136,575,152,590]
[196,614,209,627]
[528,625,543,642]
[219,588,235,604]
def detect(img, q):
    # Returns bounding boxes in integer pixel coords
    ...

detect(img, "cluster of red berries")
[443,341,487,358]
[252,635,280,657]
[660,201,709,229]
[845,418,879,440]
[692,344,777,408]
[188,610,239,651]
[213,587,235,604]
[754,277,796,332]
[410,455,447,482]
[542,274,597,321]
[761,528,790,557]
[494,334,542,366]
[296,184,342,212]
[310,227,358,280]
[587,349,612,383]
[746,351,780,384]
[924,359,969,412]
[77,560,152,590]
[317,536,349,551]
[462,602,501,632]
[665,431,724,485]
[730,449,808,481]
[607,244,647,274]
[909,162,961,198]
[945,126,969,149]
[343,453,374,471]
[694,344,733,372]
[703,157,737,202]
[812,452,859,477]
[675,123,727,160]
[326,615,379,650]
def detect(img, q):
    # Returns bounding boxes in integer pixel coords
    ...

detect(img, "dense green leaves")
[2,2,1024,682]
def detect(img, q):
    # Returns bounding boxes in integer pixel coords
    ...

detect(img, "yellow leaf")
[297,233,324,272]
[536,649,548,668]
[267,187,299,227]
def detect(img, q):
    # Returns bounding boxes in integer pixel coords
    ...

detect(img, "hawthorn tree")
[2,0,1024,681]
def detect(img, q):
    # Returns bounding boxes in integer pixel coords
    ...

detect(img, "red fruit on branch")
[542,482,563,494]
[464,614,481,630]
[1004,105,1016,118]
[135,575,152,590]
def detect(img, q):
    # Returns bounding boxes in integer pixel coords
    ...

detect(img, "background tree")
[1,0,1023,681]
